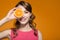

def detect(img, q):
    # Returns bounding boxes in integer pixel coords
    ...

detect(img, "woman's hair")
[11,1,38,38]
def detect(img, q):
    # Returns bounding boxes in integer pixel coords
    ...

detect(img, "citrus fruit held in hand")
[14,9,24,18]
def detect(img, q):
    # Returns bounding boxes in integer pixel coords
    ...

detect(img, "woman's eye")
[25,11,28,13]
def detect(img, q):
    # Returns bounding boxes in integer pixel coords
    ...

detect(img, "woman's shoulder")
[37,30,42,40]
[35,29,41,33]
[6,28,16,34]
[37,30,42,35]
[3,29,11,35]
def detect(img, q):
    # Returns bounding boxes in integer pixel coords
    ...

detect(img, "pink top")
[10,29,38,40]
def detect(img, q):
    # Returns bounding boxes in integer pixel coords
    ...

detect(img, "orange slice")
[14,9,24,18]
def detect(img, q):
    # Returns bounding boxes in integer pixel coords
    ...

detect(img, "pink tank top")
[10,29,38,40]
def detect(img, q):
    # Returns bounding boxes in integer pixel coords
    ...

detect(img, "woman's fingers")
[6,8,17,20]
[8,8,16,14]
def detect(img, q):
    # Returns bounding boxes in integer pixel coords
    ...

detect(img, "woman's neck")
[18,23,32,31]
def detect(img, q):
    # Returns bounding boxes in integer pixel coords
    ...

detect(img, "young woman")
[0,1,42,40]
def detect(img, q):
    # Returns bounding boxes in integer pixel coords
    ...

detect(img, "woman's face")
[16,5,32,25]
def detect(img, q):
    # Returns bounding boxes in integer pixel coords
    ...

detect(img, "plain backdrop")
[0,0,60,40]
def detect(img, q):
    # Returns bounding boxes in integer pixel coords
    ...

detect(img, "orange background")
[0,0,60,40]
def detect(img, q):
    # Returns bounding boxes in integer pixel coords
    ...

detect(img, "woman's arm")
[0,17,9,26]
[0,30,11,39]
[0,8,16,26]
[38,30,42,40]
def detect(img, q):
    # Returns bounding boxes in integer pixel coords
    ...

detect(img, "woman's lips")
[19,17,26,22]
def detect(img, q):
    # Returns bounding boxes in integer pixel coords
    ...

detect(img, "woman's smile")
[19,17,27,22]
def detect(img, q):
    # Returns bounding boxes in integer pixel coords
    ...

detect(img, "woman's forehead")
[16,5,26,11]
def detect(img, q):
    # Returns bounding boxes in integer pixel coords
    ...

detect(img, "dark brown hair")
[12,1,38,38]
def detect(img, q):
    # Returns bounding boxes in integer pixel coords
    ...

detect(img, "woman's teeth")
[20,17,26,21]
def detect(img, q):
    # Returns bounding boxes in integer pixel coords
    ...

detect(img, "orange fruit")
[14,9,24,18]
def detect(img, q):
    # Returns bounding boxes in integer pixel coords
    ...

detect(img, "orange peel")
[14,9,24,18]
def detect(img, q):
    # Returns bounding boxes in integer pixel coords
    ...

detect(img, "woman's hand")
[6,8,16,21]
[0,8,17,26]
